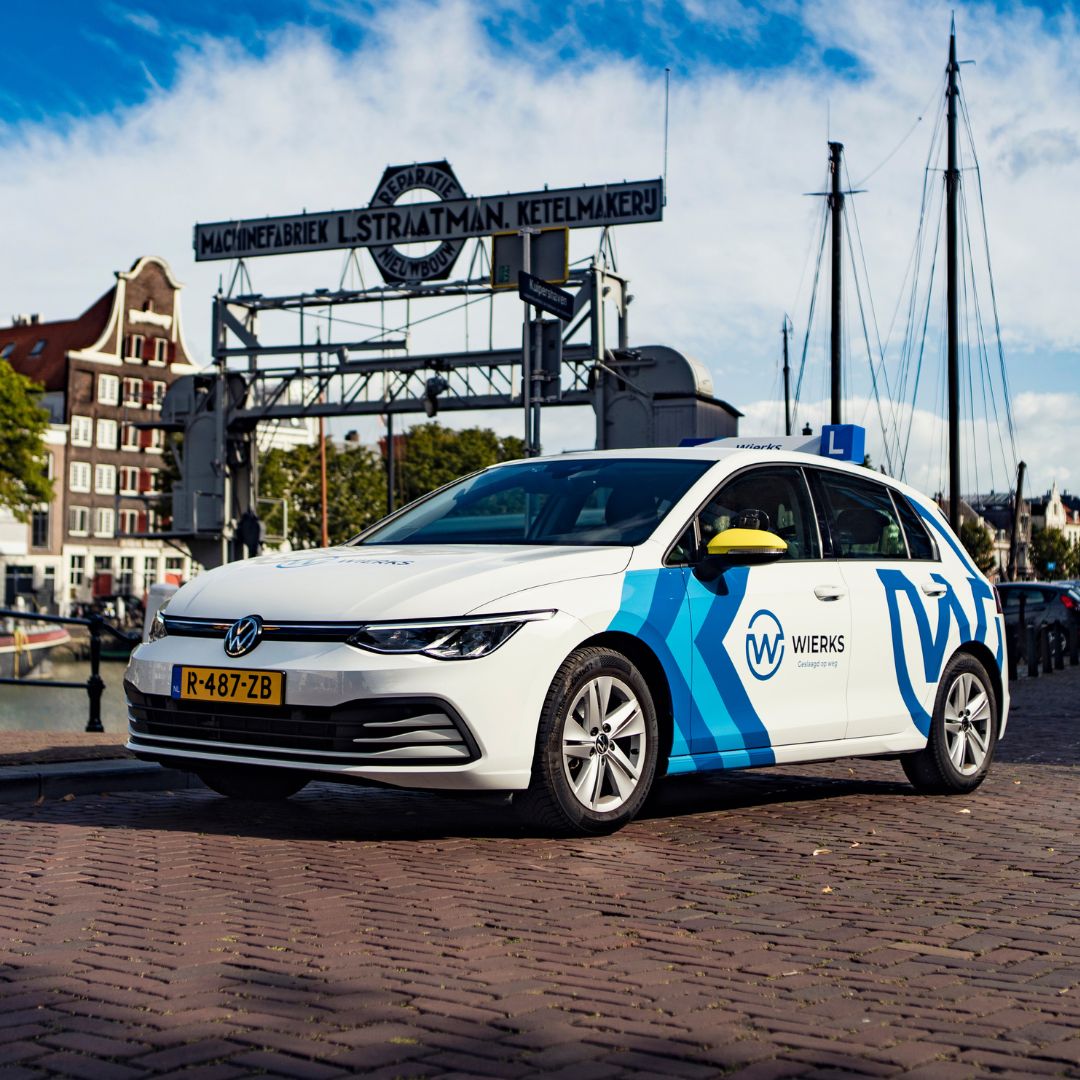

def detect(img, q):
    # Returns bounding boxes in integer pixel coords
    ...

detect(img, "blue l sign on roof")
[820,424,865,463]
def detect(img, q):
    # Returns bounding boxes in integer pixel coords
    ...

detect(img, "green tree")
[0,360,53,520]
[259,440,386,548]
[1064,538,1080,579]
[1030,526,1071,580]
[396,423,525,505]
[959,519,996,576]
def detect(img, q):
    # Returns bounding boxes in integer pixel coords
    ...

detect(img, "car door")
[809,468,945,740]
[681,465,850,754]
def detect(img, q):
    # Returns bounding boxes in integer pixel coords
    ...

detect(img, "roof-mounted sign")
[193,161,664,283]
[684,425,868,464]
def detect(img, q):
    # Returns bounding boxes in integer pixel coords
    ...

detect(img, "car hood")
[167,545,632,622]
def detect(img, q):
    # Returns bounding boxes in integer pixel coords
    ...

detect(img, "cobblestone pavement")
[0,670,1077,1078]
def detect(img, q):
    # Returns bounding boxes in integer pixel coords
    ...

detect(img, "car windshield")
[357,457,713,547]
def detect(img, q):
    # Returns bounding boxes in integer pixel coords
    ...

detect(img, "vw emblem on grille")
[224,615,263,658]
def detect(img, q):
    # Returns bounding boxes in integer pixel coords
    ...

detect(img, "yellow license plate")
[171,665,284,705]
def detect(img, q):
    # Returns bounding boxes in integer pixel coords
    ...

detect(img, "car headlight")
[347,611,554,660]
[148,608,169,643]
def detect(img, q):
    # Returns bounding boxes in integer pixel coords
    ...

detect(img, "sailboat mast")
[782,317,792,436]
[828,141,844,425]
[946,21,961,531]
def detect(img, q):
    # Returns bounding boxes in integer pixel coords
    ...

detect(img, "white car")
[126,438,1008,834]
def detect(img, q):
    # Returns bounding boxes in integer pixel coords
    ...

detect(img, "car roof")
[513,446,933,501]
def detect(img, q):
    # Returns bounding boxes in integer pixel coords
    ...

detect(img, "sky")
[2,0,1079,498]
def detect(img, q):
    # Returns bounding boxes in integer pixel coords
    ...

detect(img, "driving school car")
[126,425,1008,834]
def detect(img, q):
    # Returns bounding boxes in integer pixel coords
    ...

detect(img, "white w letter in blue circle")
[745,609,785,681]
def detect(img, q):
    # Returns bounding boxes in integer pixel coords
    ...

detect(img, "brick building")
[1,256,199,611]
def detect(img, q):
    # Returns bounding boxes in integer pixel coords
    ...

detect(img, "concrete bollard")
[1041,626,1054,676]
[1027,625,1039,678]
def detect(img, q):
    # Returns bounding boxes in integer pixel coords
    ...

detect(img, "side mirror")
[696,528,787,577]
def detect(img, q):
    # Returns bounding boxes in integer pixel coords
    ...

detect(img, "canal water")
[0,658,130,734]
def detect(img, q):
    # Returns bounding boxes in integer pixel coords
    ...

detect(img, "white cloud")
[0,0,1076,500]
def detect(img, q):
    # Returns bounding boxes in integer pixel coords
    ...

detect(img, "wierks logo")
[746,609,785,681]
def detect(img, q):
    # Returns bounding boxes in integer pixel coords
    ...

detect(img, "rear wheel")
[516,647,659,835]
[902,653,998,794]
[195,765,309,801]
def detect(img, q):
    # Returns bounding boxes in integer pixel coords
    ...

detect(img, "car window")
[894,494,939,560]
[359,458,713,547]
[667,523,697,566]
[695,467,820,561]
[814,470,908,560]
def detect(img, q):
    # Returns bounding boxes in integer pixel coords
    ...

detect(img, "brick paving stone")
[0,668,1076,1076]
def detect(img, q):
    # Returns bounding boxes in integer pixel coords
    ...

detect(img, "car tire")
[516,646,659,835]
[195,765,309,801]
[902,652,998,795]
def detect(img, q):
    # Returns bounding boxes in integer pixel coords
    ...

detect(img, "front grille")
[125,682,477,767]
[163,615,360,642]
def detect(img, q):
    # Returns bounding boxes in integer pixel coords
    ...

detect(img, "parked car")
[127,443,1008,834]
[996,582,1080,651]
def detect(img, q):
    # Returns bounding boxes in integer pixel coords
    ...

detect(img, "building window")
[143,556,158,587]
[118,556,135,595]
[123,376,143,406]
[121,423,140,451]
[153,338,168,363]
[1,343,13,359]
[69,506,90,535]
[30,339,46,356]
[165,555,186,579]
[94,507,115,538]
[145,467,160,493]
[119,508,140,535]
[120,466,139,494]
[70,554,86,586]
[150,380,167,408]
[147,427,164,451]
[44,452,54,481]
[98,373,120,405]
[31,508,49,548]
[70,415,93,446]
[96,418,118,449]
[94,555,114,579]
[69,461,91,493]
[127,333,144,360]
[94,463,116,494]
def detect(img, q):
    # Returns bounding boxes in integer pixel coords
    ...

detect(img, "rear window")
[814,471,907,560]
[894,495,939,560]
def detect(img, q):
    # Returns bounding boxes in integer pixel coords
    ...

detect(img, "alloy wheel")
[561,675,647,812]
[943,670,992,775]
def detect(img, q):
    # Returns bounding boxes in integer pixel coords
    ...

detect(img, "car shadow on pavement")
[1,765,915,843]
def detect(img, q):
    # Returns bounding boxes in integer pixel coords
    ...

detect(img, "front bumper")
[125,611,586,791]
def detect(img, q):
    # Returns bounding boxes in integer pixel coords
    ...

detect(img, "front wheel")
[516,647,659,835]
[195,765,309,801]
[902,653,998,794]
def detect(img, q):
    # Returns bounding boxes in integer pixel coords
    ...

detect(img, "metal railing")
[1004,620,1079,681]
[0,608,140,733]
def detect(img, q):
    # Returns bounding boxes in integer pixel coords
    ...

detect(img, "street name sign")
[518,272,574,321]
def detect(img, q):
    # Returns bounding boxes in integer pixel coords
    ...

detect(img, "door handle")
[921,582,948,597]
[814,585,846,602]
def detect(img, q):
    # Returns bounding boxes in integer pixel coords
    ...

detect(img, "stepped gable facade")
[1,256,198,611]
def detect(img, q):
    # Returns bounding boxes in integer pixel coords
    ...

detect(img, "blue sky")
[6,0,1075,129]
[0,0,959,123]
[2,0,1079,493]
